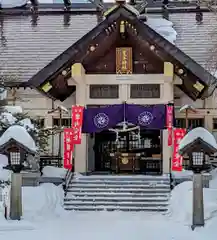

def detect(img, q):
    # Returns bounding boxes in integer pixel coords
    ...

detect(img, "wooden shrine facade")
[25,2,217,174]
[28,3,216,102]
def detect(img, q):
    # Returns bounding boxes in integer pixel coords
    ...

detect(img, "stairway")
[64,175,171,212]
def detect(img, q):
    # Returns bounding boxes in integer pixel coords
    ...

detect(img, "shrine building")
[1,0,217,175]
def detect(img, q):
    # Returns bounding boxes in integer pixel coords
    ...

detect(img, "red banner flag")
[63,128,74,170]
[71,105,84,144]
[172,128,186,171]
[166,105,173,146]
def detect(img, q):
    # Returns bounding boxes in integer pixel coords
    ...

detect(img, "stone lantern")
[0,125,37,220]
[178,127,217,230]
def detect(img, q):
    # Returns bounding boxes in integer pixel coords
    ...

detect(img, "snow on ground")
[172,169,193,179]
[0,154,10,182]
[42,166,67,178]
[0,168,217,238]
[167,181,217,225]
[22,183,65,221]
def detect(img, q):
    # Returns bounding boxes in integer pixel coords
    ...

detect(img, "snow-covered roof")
[57,105,68,114]
[4,106,23,114]
[0,0,27,8]
[179,104,197,113]
[19,118,35,130]
[0,88,7,101]
[146,18,177,44]
[0,125,37,153]
[179,127,217,153]
[0,112,16,125]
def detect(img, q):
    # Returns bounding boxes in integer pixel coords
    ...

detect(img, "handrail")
[63,169,74,197]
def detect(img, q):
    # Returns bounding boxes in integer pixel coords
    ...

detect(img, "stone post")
[10,173,22,220]
[192,173,204,229]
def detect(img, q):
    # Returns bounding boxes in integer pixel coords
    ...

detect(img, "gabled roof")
[26,3,217,100]
[0,3,217,98]
[0,13,97,83]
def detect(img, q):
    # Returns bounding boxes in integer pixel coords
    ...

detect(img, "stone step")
[74,175,170,182]
[64,206,167,212]
[65,175,170,212]
[64,200,168,207]
[70,180,170,185]
[68,184,170,189]
[66,192,169,198]
[67,188,170,193]
[64,196,169,202]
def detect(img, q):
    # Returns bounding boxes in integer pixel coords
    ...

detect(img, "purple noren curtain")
[126,104,166,129]
[82,105,124,133]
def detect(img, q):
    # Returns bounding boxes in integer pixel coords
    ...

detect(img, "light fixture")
[90,45,96,52]
[62,70,67,76]
[178,68,184,75]
[150,45,155,51]
[63,0,71,10]
[192,152,204,166]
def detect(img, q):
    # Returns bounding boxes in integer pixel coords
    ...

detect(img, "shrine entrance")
[93,129,162,175]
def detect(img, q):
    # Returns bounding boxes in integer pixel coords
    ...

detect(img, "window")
[130,84,160,98]
[53,118,71,127]
[35,118,45,128]
[213,118,217,130]
[89,85,119,99]
[212,118,217,142]
[175,118,204,128]
[175,118,185,128]
[192,152,204,165]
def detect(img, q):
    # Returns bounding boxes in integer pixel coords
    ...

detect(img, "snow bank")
[0,154,11,224]
[22,183,65,221]
[172,170,193,179]
[42,166,67,179]
[0,183,64,230]
[0,154,11,182]
[167,179,217,225]
[0,154,8,169]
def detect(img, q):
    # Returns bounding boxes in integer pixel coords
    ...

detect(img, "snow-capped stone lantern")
[0,125,37,173]
[178,127,217,173]
[0,125,37,220]
[178,127,217,230]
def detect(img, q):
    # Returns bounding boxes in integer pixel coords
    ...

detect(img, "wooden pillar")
[163,62,174,174]
[71,63,88,173]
